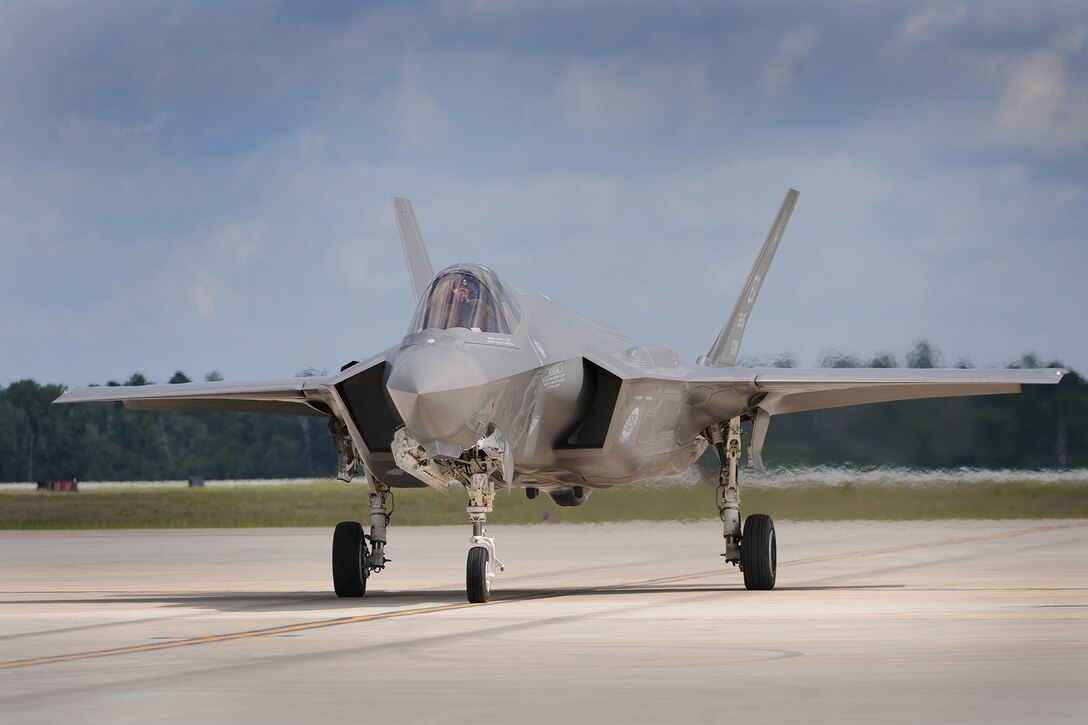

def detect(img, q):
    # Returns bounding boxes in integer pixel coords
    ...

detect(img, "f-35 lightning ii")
[55,190,1066,603]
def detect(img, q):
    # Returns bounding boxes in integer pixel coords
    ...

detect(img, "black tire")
[741,514,777,590]
[466,546,490,603]
[332,521,367,597]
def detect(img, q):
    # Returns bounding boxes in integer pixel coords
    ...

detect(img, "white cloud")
[327,240,401,294]
[426,173,620,240]
[1057,185,1084,204]
[294,129,326,159]
[992,50,1088,149]
[206,221,265,261]
[1051,26,1085,54]
[996,51,1067,135]
[391,82,455,150]
[762,26,818,94]
[899,5,967,45]
[118,113,167,138]
[559,58,713,129]
[189,276,220,319]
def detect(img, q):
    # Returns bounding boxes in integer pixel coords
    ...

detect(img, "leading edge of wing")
[53,377,338,417]
[687,366,1067,388]
[750,366,1067,389]
[686,366,1067,415]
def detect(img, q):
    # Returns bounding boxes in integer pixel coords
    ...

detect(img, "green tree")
[868,352,899,368]
[906,340,941,368]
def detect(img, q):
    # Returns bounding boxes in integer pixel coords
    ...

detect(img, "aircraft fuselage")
[335,280,727,494]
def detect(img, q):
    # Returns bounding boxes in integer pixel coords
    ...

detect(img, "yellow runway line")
[0,595,562,670]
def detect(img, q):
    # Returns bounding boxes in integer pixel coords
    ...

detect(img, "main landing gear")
[710,416,776,590]
[332,478,392,598]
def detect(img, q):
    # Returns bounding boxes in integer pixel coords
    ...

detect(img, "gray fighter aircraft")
[55,191,1067,603]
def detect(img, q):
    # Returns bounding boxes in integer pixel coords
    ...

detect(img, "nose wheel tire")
[467,546,490,603]
[741,514,777,590]
[332,521,367,597]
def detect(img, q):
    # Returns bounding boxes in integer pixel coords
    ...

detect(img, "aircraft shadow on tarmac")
[4,584,905,613]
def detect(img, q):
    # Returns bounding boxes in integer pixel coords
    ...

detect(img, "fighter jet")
[55,191,1067,603]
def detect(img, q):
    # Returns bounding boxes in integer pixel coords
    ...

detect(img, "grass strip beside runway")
[1,479,1086,529]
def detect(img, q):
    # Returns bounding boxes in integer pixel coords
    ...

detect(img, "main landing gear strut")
[710,416,776,590]
[332,476,393,598]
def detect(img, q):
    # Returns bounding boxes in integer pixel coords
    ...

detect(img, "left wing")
[53,377,338,417]
[740,366,1065,414]
[685,366,1067,469]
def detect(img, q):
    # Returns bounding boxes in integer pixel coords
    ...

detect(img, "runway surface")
[1,520,1086,723]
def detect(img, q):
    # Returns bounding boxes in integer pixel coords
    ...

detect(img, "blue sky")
[2,0,1085,387]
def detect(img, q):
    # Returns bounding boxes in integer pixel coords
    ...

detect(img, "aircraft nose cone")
[387,345,488,443]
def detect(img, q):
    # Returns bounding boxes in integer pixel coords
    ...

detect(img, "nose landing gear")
[465,473,505,603]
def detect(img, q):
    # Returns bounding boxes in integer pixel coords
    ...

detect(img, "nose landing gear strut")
[465,473,505,603]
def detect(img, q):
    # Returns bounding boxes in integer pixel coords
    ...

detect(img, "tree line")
[0,371,335,482]
[0,342,1083,482]
[743,343,1084,470]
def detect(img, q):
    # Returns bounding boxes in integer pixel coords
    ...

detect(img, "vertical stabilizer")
[701,189,799,367]
[392,197,435,300]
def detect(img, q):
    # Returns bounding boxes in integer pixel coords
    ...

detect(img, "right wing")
[53,376,338,417]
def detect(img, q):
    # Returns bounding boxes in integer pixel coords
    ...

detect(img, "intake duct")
[559,359,622,449]
[335,361,404,453]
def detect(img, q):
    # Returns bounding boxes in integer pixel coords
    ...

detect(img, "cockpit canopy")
[410,264,521,335]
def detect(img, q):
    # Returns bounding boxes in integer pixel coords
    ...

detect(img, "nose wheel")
[467,546,490,603]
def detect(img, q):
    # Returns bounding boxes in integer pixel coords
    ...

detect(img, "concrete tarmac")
[1,520,1085,723]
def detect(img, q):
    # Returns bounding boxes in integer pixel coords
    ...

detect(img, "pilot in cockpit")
[426,272,484,331]
[416,267,515,334]
[450,274,481,329]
